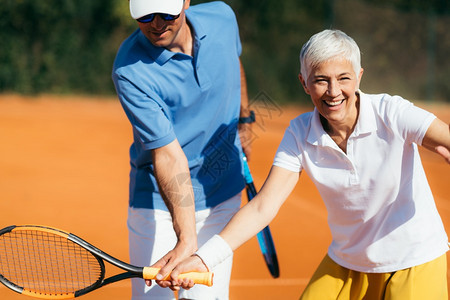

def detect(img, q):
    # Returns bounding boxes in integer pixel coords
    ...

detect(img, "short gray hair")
[299,29,361,79]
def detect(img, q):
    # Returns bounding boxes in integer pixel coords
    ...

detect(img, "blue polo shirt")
[112,1,245,211]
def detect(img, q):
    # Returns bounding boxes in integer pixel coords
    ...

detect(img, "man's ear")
[184,0,191,10]
[298,74,310,95]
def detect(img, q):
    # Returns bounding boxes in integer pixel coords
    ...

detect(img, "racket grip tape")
[142,267,213,287]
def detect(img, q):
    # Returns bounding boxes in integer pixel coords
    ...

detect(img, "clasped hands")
[146,246,208,291]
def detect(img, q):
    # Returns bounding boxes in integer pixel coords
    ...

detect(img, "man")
[112,0,253,299]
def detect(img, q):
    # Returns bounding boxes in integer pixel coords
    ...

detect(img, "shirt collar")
[307,90,378,146]
[353,90,377,136]
[138,32,174,65]
[186,9,207,41]
[138,9,207,66]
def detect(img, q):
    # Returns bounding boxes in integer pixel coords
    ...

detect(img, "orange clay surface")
[0,94,449,299]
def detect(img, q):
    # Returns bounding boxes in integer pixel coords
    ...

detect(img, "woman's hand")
[169,255,209,290]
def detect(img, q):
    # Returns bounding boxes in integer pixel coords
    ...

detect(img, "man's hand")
[239,122,253,160]
[145,240,197,291]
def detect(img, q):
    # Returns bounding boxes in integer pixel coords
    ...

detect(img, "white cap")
[129,0,184,20]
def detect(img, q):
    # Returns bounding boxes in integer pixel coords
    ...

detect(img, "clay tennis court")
[0,94,449,299]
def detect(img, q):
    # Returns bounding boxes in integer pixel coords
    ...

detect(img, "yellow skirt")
[300,254,448,300]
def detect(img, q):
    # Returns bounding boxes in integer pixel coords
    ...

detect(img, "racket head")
[0,225,105,299]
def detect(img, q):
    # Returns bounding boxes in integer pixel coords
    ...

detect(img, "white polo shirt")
[274,91,448,273]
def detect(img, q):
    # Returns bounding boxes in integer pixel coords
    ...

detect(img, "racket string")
[0,229,103,295]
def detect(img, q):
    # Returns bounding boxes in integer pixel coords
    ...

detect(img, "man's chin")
[148,32,172,48]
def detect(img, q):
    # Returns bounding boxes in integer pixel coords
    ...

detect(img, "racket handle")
[142,267,213,287]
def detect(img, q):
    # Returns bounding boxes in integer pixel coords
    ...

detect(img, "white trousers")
[127,193,241,300]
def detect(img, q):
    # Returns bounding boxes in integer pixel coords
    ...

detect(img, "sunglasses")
[137,13,180,23]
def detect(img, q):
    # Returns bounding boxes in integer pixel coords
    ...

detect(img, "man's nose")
[153,15,167,29]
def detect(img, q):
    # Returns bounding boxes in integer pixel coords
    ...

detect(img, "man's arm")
[238,59,254,160]
[147,139,197,288]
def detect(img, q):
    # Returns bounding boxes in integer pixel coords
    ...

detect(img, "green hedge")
[0,0,448,102]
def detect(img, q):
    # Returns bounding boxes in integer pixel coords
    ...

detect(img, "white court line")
[0,279,310,290]
[230,278,310,287]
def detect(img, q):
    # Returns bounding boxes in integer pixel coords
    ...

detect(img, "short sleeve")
[383,96,436,145]
[114,75,176,150]
[273,125,303,173]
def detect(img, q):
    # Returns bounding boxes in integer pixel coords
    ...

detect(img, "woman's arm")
[422,118,450,164]
[221,165,299,250]
[170,165,300,287]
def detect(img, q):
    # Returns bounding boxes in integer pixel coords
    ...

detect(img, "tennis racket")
[0,225,213,299]
[242,155,280,278]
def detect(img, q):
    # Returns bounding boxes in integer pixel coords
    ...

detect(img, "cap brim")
[130,0,184,19]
